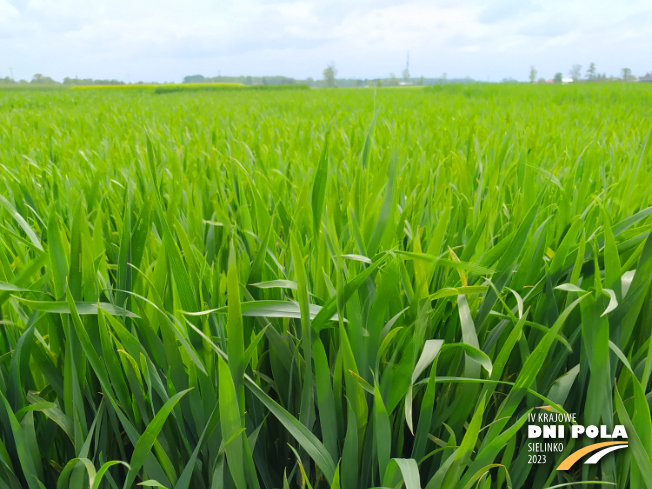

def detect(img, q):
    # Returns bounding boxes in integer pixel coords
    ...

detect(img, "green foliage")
[0,84,651,488]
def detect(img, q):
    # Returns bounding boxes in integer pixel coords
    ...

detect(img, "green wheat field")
[1,83,652,489]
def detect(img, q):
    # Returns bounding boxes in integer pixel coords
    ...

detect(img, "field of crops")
[1,83,652,489]
[68,84,310,94]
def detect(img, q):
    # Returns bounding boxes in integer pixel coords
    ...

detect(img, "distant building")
[562,77,573,84]
[639,74,652,83]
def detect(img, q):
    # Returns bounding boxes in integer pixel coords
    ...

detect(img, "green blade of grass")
[0,195,43,251]
[123,389,191,489]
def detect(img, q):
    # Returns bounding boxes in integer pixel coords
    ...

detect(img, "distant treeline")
[0,75,128,86]
[62,78,126,86]
[184,74,479,88]
[1,72,481,88]
[183,75,298,86]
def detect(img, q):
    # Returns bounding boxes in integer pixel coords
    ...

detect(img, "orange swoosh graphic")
[557,441,628,470]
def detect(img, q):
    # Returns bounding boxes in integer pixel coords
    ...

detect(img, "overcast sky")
[1,0,651,83]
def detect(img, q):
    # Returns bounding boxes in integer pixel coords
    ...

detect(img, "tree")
[183,74,205,83]
[529,66,537,83]
[586,63,596,81]
[621,68,635,82]
[569,65,582,82]
[323,63,337,88]
[387,73,399,86]
[31,73,57,84]
[554,72,563,84]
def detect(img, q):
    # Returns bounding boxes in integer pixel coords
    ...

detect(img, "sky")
[1,0,651,83]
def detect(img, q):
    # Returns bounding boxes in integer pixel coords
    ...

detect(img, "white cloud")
[0,0,650,82]
[0,1,21,33]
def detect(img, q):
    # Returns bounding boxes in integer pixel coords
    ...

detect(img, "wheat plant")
[0,83,651,488]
